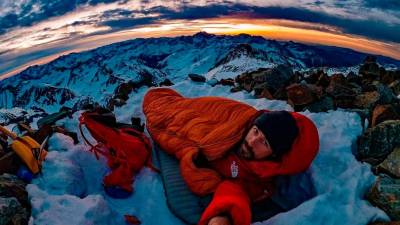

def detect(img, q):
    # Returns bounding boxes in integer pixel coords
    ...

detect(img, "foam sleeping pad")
[154,145,297,225]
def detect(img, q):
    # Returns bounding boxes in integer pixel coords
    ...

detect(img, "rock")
[72,97,97,111]
[114,82,133,101]
[0,197,29,225]
[0,174,29,208]
[372,105,400,127]
[377,147,400,178]
[367,175,400,220]
[363,83,378,92]
[0,152,19,175]
[235,72,254,92]
[315,72,330,87]
[330,73,346,85]
[304,96,335,113]
[188,74,206,82]
[243,79,254,92]
[354,91,380,109]
[290,71,303,84]
[286,84,319,106]
[375,84,398,105]
[249,65,294,93]
[326,82,357,108]
[230,86,242,93]
[219,78,235,86]
[347,71,362,85]
[369,222,400,225]
[381,70,400,85]
[159,79,174,86]
[326,82,356,98]
[273,87,288,101]
[358,120,400,163]
[304,71,321,84]
[359,57,380,81]
[389,80,400,96]
[253,83,273,99]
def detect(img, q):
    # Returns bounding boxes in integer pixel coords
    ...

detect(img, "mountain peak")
[193,31,215,39]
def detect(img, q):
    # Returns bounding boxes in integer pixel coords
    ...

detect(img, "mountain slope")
[0,32,399,111]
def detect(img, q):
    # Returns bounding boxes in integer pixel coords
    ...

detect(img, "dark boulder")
[0,197,29,225]
[354,91,381,109]
[358,120,400,164]
[315,72,330,87]
[376,147,400,178]
[188,74,206,82]
[0,174,29,208]
[359,56,380,81]
[381,70,400,85]
[326,82,357,108]
[389,80,400,96]
[159,79,174,86]
[286,84,321,106]
[253,83,273,99]
[304,96,335,113]
[248,65,294,93]
[371,105,400,127]
[330,73,346,85]
[367,175,400,220]
[273,87,288,101]
[0,152,19,175]
[347,71,362,85]
[219,78,235,86]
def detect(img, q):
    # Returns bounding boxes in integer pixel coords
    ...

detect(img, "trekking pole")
[0,125,18,140]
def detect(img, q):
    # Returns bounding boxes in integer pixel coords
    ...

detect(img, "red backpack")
[79,108,158,196]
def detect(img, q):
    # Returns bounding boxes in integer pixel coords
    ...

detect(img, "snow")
[26,80,389,225]
[205,55,274,80]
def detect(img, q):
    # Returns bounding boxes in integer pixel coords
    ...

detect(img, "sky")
[0,0,400,79]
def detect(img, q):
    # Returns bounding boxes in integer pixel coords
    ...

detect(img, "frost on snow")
[27,81,389,225]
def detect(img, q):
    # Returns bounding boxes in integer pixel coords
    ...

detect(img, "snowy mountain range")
[1,32,399,112]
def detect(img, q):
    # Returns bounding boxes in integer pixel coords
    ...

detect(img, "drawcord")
[79,120,160,173]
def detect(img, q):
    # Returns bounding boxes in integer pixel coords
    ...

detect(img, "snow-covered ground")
[26,80,389,225]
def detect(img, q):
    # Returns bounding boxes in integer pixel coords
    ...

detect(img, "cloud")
[100,17,157,29]
[0,0,122,34]
[364,0,400,10]
[1,0,400,43]
[142,4,400,43]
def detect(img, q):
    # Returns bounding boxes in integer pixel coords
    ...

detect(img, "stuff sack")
[79,108,155,196]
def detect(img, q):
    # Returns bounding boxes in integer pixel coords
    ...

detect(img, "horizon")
[1,1,399,79]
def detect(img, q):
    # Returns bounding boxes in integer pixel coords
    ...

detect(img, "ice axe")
[0,125,47,174]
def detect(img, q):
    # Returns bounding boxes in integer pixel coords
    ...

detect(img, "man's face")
[238,125,273,160]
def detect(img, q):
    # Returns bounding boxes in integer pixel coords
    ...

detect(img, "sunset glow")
[1,0,399,78]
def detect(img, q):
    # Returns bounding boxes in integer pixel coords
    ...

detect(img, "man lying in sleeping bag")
[143,87,319,225]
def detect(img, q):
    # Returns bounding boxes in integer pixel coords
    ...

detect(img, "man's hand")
[208,216,231,225]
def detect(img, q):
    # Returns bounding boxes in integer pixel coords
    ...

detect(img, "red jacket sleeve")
[198,180,251,225]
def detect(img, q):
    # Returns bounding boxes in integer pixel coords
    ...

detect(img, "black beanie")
[253,111,299,157]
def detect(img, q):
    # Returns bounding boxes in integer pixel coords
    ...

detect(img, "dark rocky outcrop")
[0,174,30,225]
[188,74,206,82]
[376,147,400,178]
[358,120,400,164]
[371,105,400,127]
[367,175,400,220]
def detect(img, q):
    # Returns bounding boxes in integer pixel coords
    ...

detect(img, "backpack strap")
[120,127,160,173]
[79,117,160,173]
